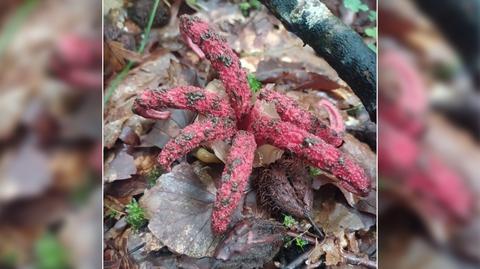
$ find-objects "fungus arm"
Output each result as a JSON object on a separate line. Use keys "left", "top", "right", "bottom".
{"left": 212, "top": 131, "right": 256, "bottom": 234}
{"left": 258, "top": 89, "right": 343, "bottom": 147}
{"left": 158, "top": 119, "right": 236, "bottom": 169}
{"left": 179, "top": 15, "right": 252, "bottom": 121}
{"left": 133, "top": 86, "right": 235, "bottom": 119}
{"left": 248, "top": 105, "right": 370, "bottom": 196}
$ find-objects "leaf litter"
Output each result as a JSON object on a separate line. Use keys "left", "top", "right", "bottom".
{"left": 103, "top": 0, "right": 377, "bottom": 267}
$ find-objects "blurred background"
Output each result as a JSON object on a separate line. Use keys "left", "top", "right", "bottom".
{"left": 0, "top": 0, "right": 102, "bottom": 268}
{"left": 378, "top": 0, "right": 479, "bottom": 268}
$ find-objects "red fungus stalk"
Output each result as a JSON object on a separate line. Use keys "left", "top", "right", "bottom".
{"left": 258, "top": 89, "right": 344, "bottom": 147}
{"left": 212, "top": 131, "right": 256, "bottom": 234}
{"left": 133, "top": 15, "right": 371, "bottom": 233}
{"left": 179, "top": 16, "right": 252, "bottom": 122}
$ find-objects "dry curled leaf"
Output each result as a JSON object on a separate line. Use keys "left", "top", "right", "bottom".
{"left": 313, "top": 197, "right": 375, "bottom": 235}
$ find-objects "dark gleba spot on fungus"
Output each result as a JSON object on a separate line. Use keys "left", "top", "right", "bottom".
{"left": 221, "top": 198, "right": 230, "bottom": 206}
{"left": 302, "top": 137, "right": 318, "bottom": 147}
{"left": 217, "top": 54, "right": 233, "bottom": 67}
{"left": 222, "top": 174, "right": 231, "bottom": 182}
{"left": 231, "top": 159, "right": 242, "bottom": 168}
{"left": 200, "top": 31, "right": 212, "bottom": 40}
{"left": 185, "top": 91, "right": 205, "bottom": 105}
{"left": 231, "top": 182, "right": 239, "bottom": 192}
{"left": 175, "top": 132, "right": 195, "bottom": 143}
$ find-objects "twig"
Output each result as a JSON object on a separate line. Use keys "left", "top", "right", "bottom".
{"left": 105, "top": 204, "right": 125, "bottom": 216}
{"left": 341, "top": 252, "right": 377, "bottom": 269}
{"left": 104, "top": 0, "right": 161, "bottom": 104}
{"left": 128, "top": 242, "right": 146, "bottom": 255}
{"left": 305, "top": 213, "right": 324, "bottom": 239}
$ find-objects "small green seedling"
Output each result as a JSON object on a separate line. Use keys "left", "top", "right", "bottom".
{"left": 125, "top": 199, "right": 147, "bottom": 231}
{"left": 284, "top": 235, "right": 310, "bottom": 250}
{"left": 309, "top": 166, "right": 323, "bottom": 176}
{"left": 295, "top": 237, "right": 309, "bottom": 250}
{"left": 147, "top": 166, "right": 162, "bottom": 188}
{"left": 365, "top": 27, "right": 377, "bottom": 39}
{"left": 34, "top": 232, "right": 69, "bottom": 269}
{"left": 368, "top": 10, "right": 377, "bottom": 22}
{"left": 283, "top": 214, "right": 298, "bottom": 229}
{"left": 343, "top": 0, "right": 369, "bottom": 13}
{"left": 239, "top": 0, "right": 261, "bottom": 17}
{"left": 247, "top": 73, "right": 262, "bottom": 93}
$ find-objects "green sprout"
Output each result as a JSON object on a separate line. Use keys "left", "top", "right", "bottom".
{"left": 247, "top": 73, "right": 262, "bottom": 93}
{"left": 343, "top": 0, "right": 369, "bottom": 13}
{"left": 125, "top": 199, "right": 147, "bottom": 231}
{"left": 309, "top": 166, "right": 323, "bottom": 176}
{"left": 282, "top": 214, "right": 298, "bottom": 229}
{"left": 284, "top": 235, "right": 310, "bottom": 250}
{"left": 147, "top": 166, "right": 163, "bottom": 188}
{"left": 239, "top": 0, "right": 261, "bottom": 17}
{"left": 295, "top": 237, "right": 309, "bottom": 250}
{"left": 107, "top": 209, "right": 119, "bottom": 219}
{"left": 364, "top": 27, "right": 377, "bottom": 39}
{"left": 368, "top": 10, "right": 377, "bottom": 22}
{"left": 34, "top": 232, "right": 69, "bottom": 269}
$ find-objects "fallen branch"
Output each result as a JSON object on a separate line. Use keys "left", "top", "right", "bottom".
{"left": 341, "top": 251, "right": 377, "bottom": 269}
{"left": 261, "top": 0, "right": 377, "bottom": 121}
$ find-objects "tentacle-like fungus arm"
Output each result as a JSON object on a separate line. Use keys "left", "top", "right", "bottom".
{"left": 248, "top": 104, "right": 370, "bottom": 196}
{"left": 258, "top": 89, "right": 344, "bottom": 147}
{"left": 212, "top": 131, "right": 256, "bottom": 234}
{"left": 318, "top": 99, "right": 345, "bottom": 134}
{"left": 179, "top": 15, "right": 252, "bottom": 122}
{"left": 158, "top": 118, "right": 236, "bottom": 170}
{"left": 133, "top": 86, "right": 235, "bottom": 119}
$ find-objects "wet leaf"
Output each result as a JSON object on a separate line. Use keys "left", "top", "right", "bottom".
{"left": 313, "top": 197, "right": 375, "bottom": 235}
{"left": 256, "top": 59, "right": 342, "bottom": 91}
{"left": 104, "top": 149, "right": 137, "bottom": 183}
{"left": 141, "top": 109, "right": 195, "bottom": 148}
{"left": 140, "top": 163, "right": 222, "bottom": 257}
{"left": 213, "top": 218, "right": 285, "bottom": 268}
{"left": 0, "top": 140, "right": 52, "bottom": 202}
